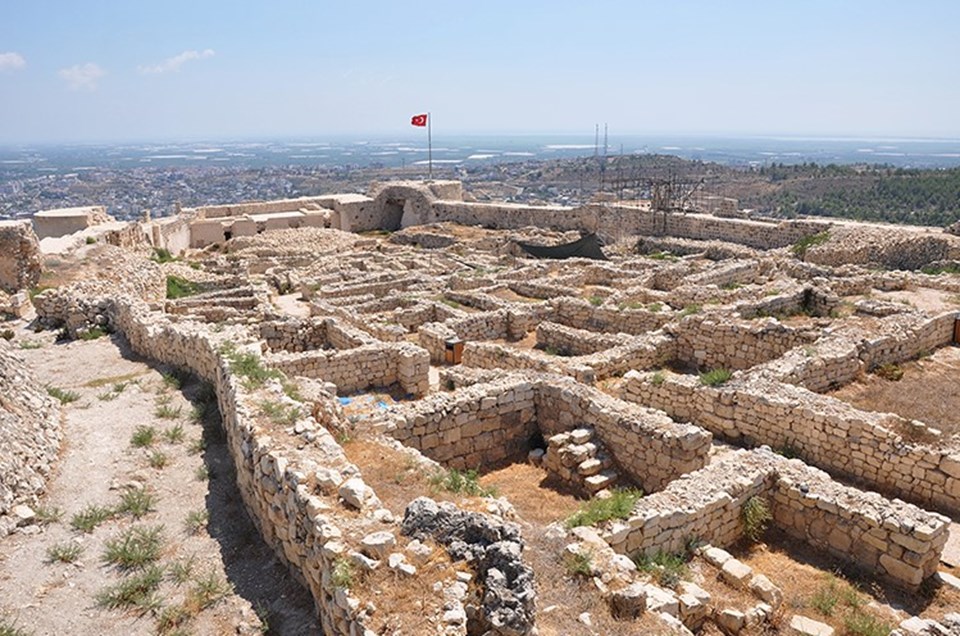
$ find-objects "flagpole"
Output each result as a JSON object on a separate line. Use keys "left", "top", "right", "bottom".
{"left": 427, "top": 111, "right": 433, "bottom": 180}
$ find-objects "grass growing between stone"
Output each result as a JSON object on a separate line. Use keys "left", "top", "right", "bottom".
{"left": 428, "top": 468, "right": 497, "bottom": 497}
{"left": 46, "top": 542, "right": 83, "bottom": 564}
{"left": 166, "top": 275, "right": 200, "bottom": 300}
{"left": 131, "top": 425, "right": 158, "bottom": 447}
{"left": 96, "top": 564, "right": 165, "bottom": 611}
{"left": 565, "top": 488, "right": 643, "bottom": 528}
{"left": 632, "top": 550, "right": 690, "bottom": 589}
{"left": 70, "top": 505, "right": 115, "bottom": 533}
{"left": 699, "top": 368, "right": 733, "bottom": 386}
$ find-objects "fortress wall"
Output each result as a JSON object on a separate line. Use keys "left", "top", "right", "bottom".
{"left": 265, "top": 342, "right": 431, "bottom": 397}
{"left": 0, "top": 221, "right": 42, "bottom": 294}
{"left": 107, "top": 298, "right": 373, "bottom": 634}
{"left": 668, "top": 315, "right": 818, "bottom": 371}
{"left": 609, "top": 448, "right": 949, "bottom": 590}
{"left": 621, "top": 371, "right": 960, "bottom": 515}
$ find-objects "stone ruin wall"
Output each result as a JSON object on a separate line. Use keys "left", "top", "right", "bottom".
{"left": 609, "top": 448, "right": 950, "bottom": 590}
{"left": 622, "top": 371, "right": 960, "bottom": 516}
{"left": 0, "top": 221, "right": 42, "bottom": 294}
{"left": 265, "top": 342, "right": 431, "bottom": 397}
{"left": 0, "top": 342, "right": 62, "bottom": 536}
{"left": 386, "top": 374, "right": 712, "bottom": 494}
{"left": 105, "top": 296, "right": 382, "bottom": 635}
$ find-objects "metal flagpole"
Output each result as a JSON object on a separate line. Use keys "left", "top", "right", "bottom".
{"left": 427, "top": 112, "right": 433, "bottom": 180}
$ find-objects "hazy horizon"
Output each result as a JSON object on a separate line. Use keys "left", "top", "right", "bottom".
{"left": 2, "top": 1, "right": 959, "bottom": 144}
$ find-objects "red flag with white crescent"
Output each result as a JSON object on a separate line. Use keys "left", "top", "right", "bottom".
{"left": 411, "top": 113, "right": 427, "bottom": 127}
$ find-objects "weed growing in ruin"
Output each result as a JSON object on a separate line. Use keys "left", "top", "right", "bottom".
{"left": 920, "top": 263, "right": 960, "bottom": 276}
{"left": 156, "top": 604, "right": 191, "bottom": 634}
{"left": 429, "top": 468, "right": 497, "bottom": 497}
{"left": 588, "top": 295, "right": 604, "bottom": 306}
{"left": 33, "top": 504, "right": 63, "bottom": 525}
{"left": 148, "top": 450, "right": 169, "bottom": 469}
{"left": 71, "top": 504, "right": 115, "bottom": 533}
{"left": 166, "top": 275, "right": 200, "bottom": 299}
{"left": 188, "top": 571, "right": 232, "bottom": 610}
{"left": 95, "top": 564, "right": 164, "bottom": 610}
{"left": 194, "top": 465, "right": 210, "bottom": 481}
{"left": 791, "top": 231, "right": 831, "bottom": 259}
{"left": 678, "top": 304, "right": 701, "bottom": 317}
{"left": 543, "top": 345, "right": 561, "bottom": 356}
{"left": 873, "top": 363, "right": 904, "bottom": 381}
{"left": 46, "top": 386, "right": 80, "bottom": 404}
{"left": 699, "top": 368, "right": 733, "bottom": 386}
{"left": 0, "top": 617, "right": 32, "bottom": 636}
{"left": 85, "top": 236, "right": 96, "bottom": 245}
{"left": 78, "top": 327, "right": 106, "bottom": 341}
{"left": 632, "top": 550, "right": 690, "bottom": 588}
{"left": 566, "top": 488, "right": 643, "bottom": 528}
{"left": 651, "top": 370, "right": 666, "bottom": 386}
{"left": 150, "top": 248, "right": 178, "bottom": 264}
{"left": 102, "top": 525, "right": 164, "bottom": 569}
{"left": 46, "top": 542, "right": 83, "bottom": 564}
{"left": 219, "top": 344, "right": 283, "bottom": 389}
{"left": 564, "top": 549, "right": 594, "bottom": 577}
{"left": 721, "top": 282, "right": 742, "bottom": 290}
{"left": 161, "top": 372, "right": 182, "bottom": 390}
{"left": 117, "top": 488, "right": 157, "bottom": 519}
{"left": 281, "top": 379, "right": 303, "bottom": 402}
{"left": 131, "top": 425, "right": 158, "bottom": 447}
{"left": 98, "top": 389, "right": 119, "bottom": 401}
{"left": 741, "top": 496, "right": 772, "bottom": 542}
{"left": 844, "top": 610, "right": 893, "bottom": 636}
{"left": 331, "top": 557, "right": 355, "bottom": 589}
{"left": 647, "top": 302, "right": 663, "bottom": 313}
{"left": 169, "top": 556, "right": 196, "bottom": 585}
{"left": 645, "top": 251, "right": 676, "bottom": 261}
{"left": 164, "top": 424, "right": 184, "bottom": 443}
{"left": 254, "top": 602, "right": 272, "bottom": 634}
{"left": 184, "top": 509, "right": 209, "bottom": 535}
{"left": 155, "top": 404, "right": 183, "bottom": 419}
{"left": 259, "top": 400, "right": 301, "bottom": 426}
{"left": 189, "top": 437, "right": 207, "bottom": 455}
{"left": 18, "top": 340, "right": 43, "bottom": 350}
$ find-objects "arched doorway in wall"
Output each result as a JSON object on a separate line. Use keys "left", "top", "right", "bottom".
{"left": 381, "top": 198, "right": 405, "bottom": 231}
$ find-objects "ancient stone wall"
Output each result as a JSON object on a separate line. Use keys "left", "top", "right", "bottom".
{"left": 0, "top": 221, "right": 42, "bottom": 294}
{"left": 667, "top": 315, "right": 818, "bottom": 371}
{"left": 621, "top": 371, "right": 960, "bottom": 515}
{"left": 608, "top": 448, "right": 949, "bottom": 590}
{"left": 550, "top": 297, "right": 670, "bottom": 335}
{"left": 265, "top": 342, "right": 430, "bottom": 397}
{"left": 535, "top": 321, "right": 622, "bottom": 356}
{"left": 0, "top": 342, "right": 62, "bottom": 536}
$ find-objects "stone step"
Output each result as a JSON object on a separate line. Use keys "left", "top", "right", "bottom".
{"left": 578, "top": 458, "right": 603, "bottom": 476}
{"left": 584, "top": 470, "right": 618, "bottom": 493}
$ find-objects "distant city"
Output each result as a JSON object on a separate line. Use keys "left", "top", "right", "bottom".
{"left": 2, "top": 134, "right": 960, "bottom": 221}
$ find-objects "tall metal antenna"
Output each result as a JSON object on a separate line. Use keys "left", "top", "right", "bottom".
{"left": 594, "top": 124, "right": 599, "bottom": 157}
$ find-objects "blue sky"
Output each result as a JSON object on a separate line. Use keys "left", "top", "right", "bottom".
{"left": 1, "top": 0, "right": 958, "bottom": 143}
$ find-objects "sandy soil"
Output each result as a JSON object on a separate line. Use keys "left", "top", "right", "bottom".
{"left": 0, "top": 326, "right": 319, "bottom": 635}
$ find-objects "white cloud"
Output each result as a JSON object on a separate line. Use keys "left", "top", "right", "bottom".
{"left": 0, "top": 52, "right": 26, "bottom": 72}
{"left": 58, "top": 63, "right": 106, "bottom": 91}
{"left": 138, "top": 49, "right": 215, "bottom": 75}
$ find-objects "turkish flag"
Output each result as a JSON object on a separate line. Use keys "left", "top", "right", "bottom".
{"left": 411, "top": 114, "right": 428, "bottom": 127}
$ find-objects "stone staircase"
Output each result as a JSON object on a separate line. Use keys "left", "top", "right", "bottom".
{"left": 535, "top": 426, "right": 620, "bottom": 497}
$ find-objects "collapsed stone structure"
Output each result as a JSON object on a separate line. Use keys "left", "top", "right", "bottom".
{"left": 6, "top": 179, "right": 960, "bottom": 634}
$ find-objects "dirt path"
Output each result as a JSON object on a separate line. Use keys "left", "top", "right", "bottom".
{"left": 0, "top": 327, "right": 320, "bottom": 635}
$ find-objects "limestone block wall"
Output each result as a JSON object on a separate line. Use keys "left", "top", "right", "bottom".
{"left": 751, "top": 336, "right": 862, "bottom": 392}
{"left": 608, "top": 447, "right": 949, "bottom": 590}
{"left": 0, "top": 342, "right": 62, "bottom": 536}
{"left": 430, "top": 201, "right": 593, "bottom": 233}
{"left": 106, "top": 297, "right": 379, "bottom": 634}
{"left": 387, "top": 378, "right": 539, "bottom": 469}
{"left": 549, "top": 297, "right": 670, "bottom": 335}
{"left": 858, "top": 311, "right": 957, "bottom": 369}
{"left": 265, "top": 342, "right": 430, "bottom": 397}
{"left": 535, "top": 321, "right": 623, "bottom": 356}
{"left": 418, "top": 311, "right": 510, "bottom": 363}
{"left": 621, "top": 371, "right": 960, "bottom": 515}
{"left": 680, "top": 260, "right": 761, "bottom": 289}
{"left": 534, "top": 377, "right": 712, "bottom": 493}
{"left": 667, "top": 315, "right": 818, "bottom": 371}
{"left": 0, "top": 221, "right": 42, "bottom": 293}
{"left": 462, "top": 342, "right": 597, "bottom": 384}
{"left": 318, "top": 275, "right": 422, "bottom": 300}
{"left": 259, "top": 318, "right": 330, "bottom": 353}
